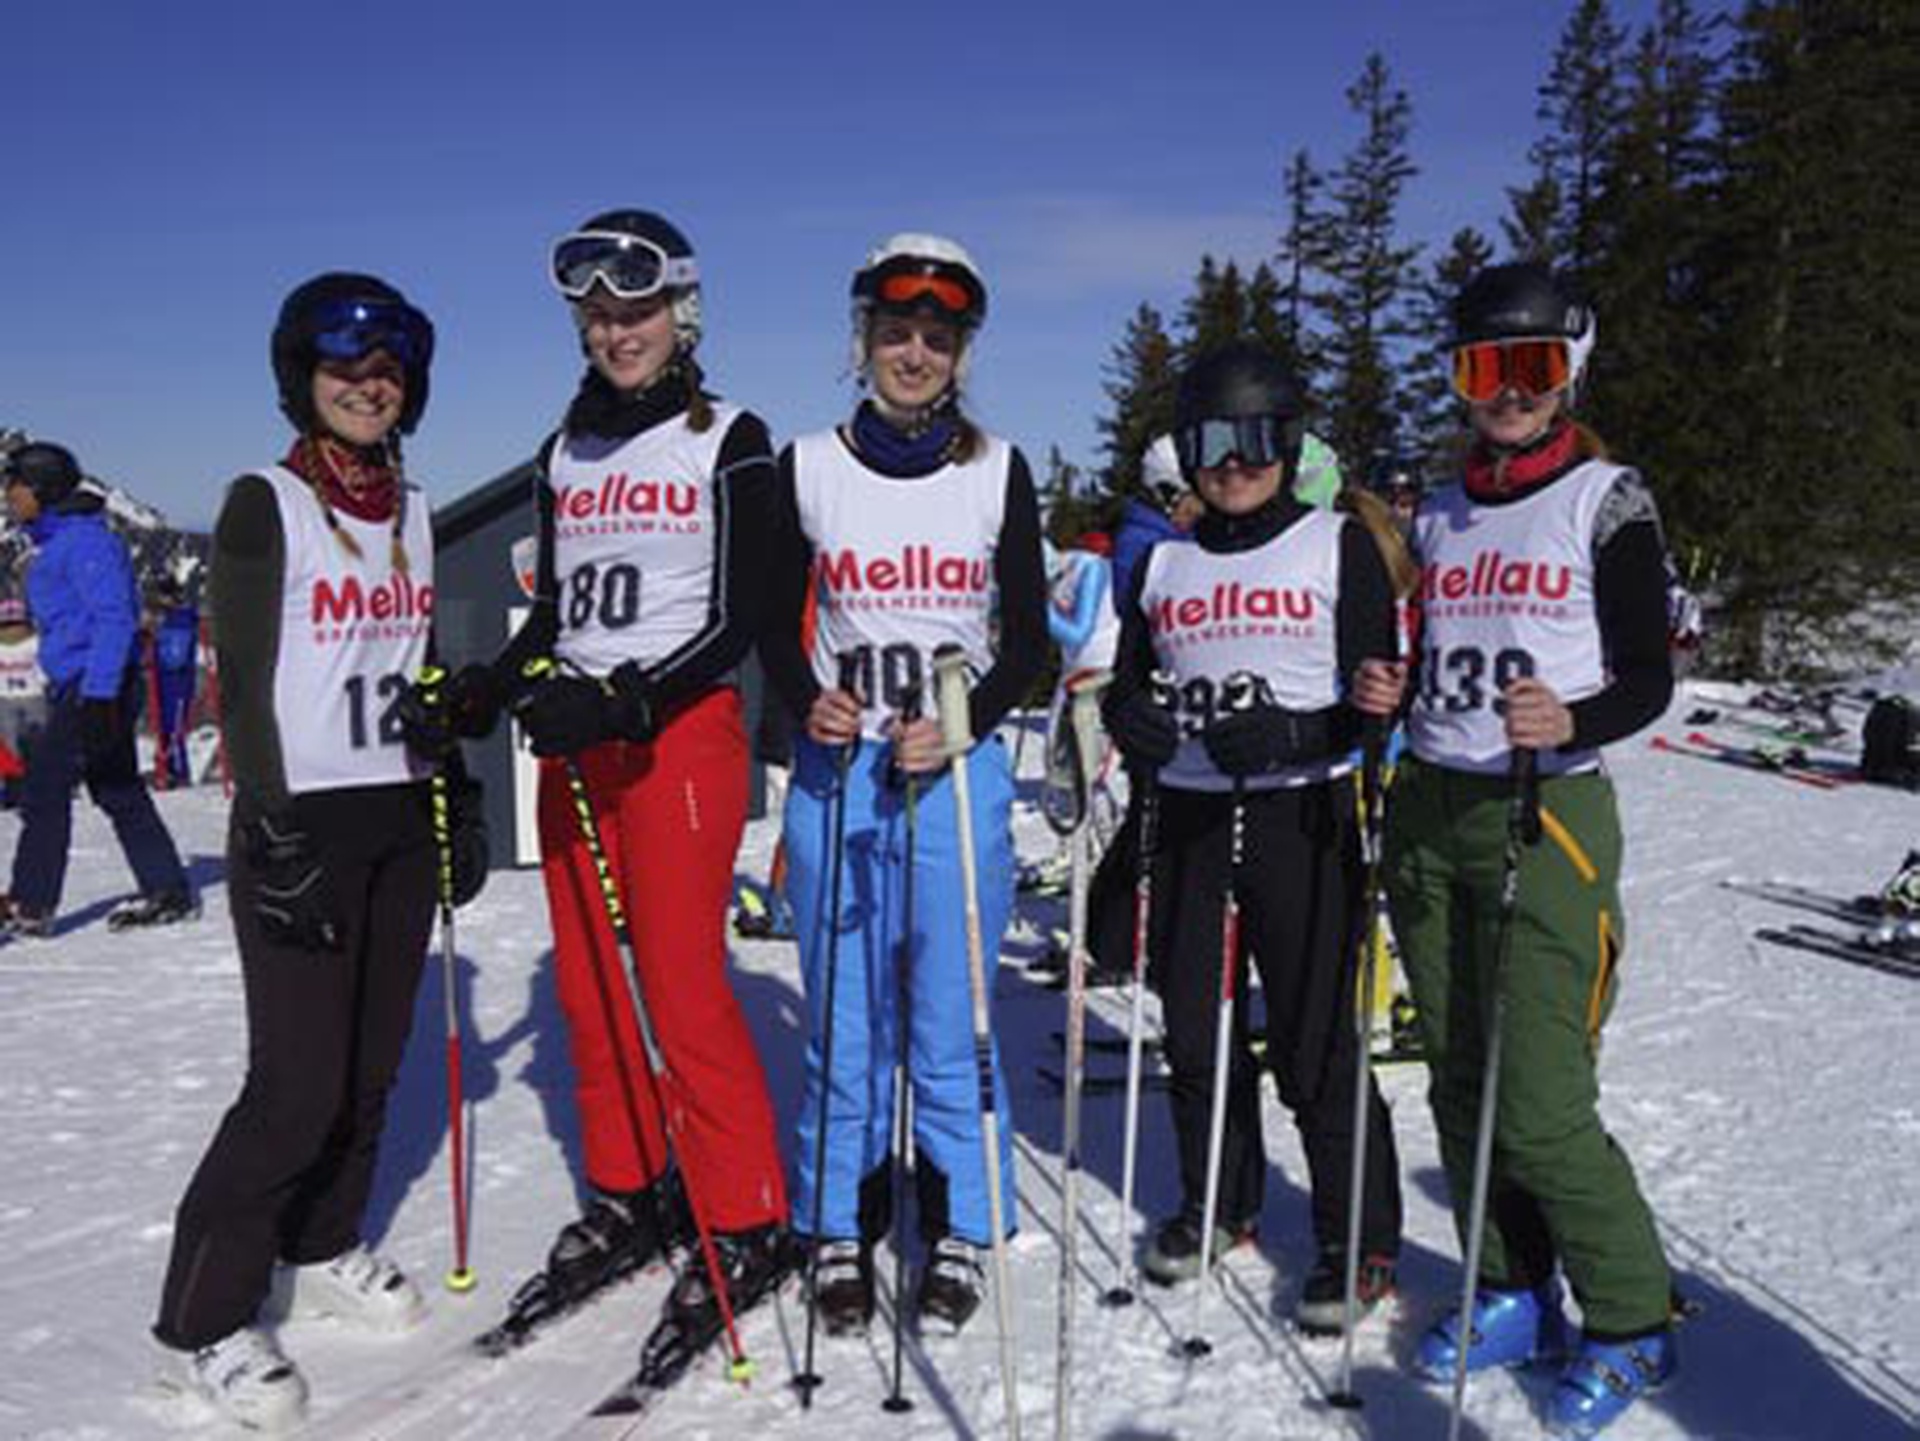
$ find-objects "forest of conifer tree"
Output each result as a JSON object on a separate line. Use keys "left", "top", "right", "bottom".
{"left": 1073, "top": 0, "right": 1917, "bottom": 676}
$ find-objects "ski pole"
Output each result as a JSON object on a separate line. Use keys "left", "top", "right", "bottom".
{"left": 1328, "top": 723, "right": 1388, "bottom": 1408}
{"left": 1183, "top": 671, "right": 1258, "bottom": 1360}
{"left": 545, "top": 723, "right": 755, "bottom": 1384}
{"left": 933, "top": 644, "right": 1023, "bottom": 1440}
{"left": 1446, "top": 748, "right": 1539, "bottom": 1441}
{"left": 797, "top": 733, "right": 856, "bottom": 1406}
{"left": 428, "top": 760, "right": 477, "bottom": 1294}
{"left": 884, "top": 683, "right": 923, "bottom": 1416}
{"left": 1053, "top": 670, "right": 1109, "bottom": 1441}
{"left": 1104, "top": 671, "right": 1174, "bottom": 1309}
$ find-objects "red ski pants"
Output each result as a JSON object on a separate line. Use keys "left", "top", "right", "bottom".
{"left": 537, "top": 688, "right": 788, "bottom": 1232}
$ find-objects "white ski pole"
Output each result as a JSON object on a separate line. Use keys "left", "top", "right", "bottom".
{"left": 933, "top": 645, "right": 1022, "bottom": 1439}
{"left": 1053, "top": 670, "right": 1109, "bottom": 1441}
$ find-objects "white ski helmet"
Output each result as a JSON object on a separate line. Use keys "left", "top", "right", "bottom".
{"left": 849, "top": 232, "right": 988, "bottom": 383}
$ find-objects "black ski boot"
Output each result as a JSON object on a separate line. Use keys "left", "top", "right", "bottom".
{"left": 809, "top": 1238, "right": 875, "bottom": 1337}
{"left": 663, "top": 1223, "right": 795, "bottom": 1337}
{"left": 915, "top": 1236, "right": 985, "bottom": 1336}
{"left": 547, "top": 1183, "right": 677, "bottom": 1304}
{"left": 108, "top": 890, "right": 200, "bottom": 932}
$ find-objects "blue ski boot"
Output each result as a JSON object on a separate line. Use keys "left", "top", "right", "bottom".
{"left": 1414, "top": 1281, "right": 1568, "bottom": 1380}
{"left": 1548, "top": 1331, "right": 1676, "bottom": 1437}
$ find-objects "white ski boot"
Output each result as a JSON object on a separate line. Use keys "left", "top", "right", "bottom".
{"left": 272, "top": 1243, "right": 426, "bottom": 1332}
{"left": 160, "top": 1326, "right": 308, "bottom": 1432}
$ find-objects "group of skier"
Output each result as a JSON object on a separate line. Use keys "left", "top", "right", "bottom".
{"left": 120, "top": 197, "right": 1683, "bottom": 1439}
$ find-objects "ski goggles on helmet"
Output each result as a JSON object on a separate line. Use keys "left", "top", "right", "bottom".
{"left": 551, "top": 230, "right": 700, "bottom": 301}
{"left": 1173, "top": 415, "right": 1292, "bottom": 474}
{"left": 1449, "top": 337, "right": 1574, "bottom": 403}
{"left": 307, "top": 298, "right": 434, "bottom": 369}
{"left": 856, "top": 257, "right": 985, "bottom": 327}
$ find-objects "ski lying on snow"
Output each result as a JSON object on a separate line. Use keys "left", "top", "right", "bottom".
{"left": 1718, "top": 878, "right": 1884, "bottom": 927}
{"left": 1754, "top": 924, "right": 1920, "bottom": 980}
{"left": 1648, "top": 734, "right": 1846, "bottom": 789}
{"left": 471, "top": 1258, "right": 664, "bottom": 1357}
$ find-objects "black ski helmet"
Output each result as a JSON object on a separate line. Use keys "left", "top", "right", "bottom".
{"left": 1172, "top": 341, "right": 1307, "bottom": 483}
{"left": 1448, "top": 262, "right": 1595, "bottom": 389}
{"left": 553, "top": 209, "right": 703, "bottom": 349}
{"left": 270, "top": 273, "right": 435, "bottom": 437}
{"left": 1, "top": 440, "right": 84, "bottom": 507}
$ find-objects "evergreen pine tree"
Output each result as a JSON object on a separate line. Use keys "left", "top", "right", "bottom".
{"left": 1698, "top": 0, "right": 1920, "bottom": 673}
{"left": 1095, "top": 302, "right": 1180, "bottom": 499}
{"left": 1515, "top": 0, "right": 1629, "bottom": 280}
{"left": 1315, "top": 52, "right": 1423, "bottom": 480}
{"left": 1406, "top": 227, "right": 1496, "bottom": 476}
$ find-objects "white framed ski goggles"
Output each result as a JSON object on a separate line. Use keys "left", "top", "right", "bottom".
{"left": 1173, "top": 415, "right": 1292, "bottom": 474}
{"left": 551, "top": 231, "right": 700, "bottom": 301}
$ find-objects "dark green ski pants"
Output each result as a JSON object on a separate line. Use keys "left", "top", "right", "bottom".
{"left": 1383, "top": 757, "right": 1670, "bottom": 1336}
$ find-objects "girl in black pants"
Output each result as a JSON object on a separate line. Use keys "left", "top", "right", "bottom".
{"left": 1103, "top": 342, "right": 1402, "bottom": 1333}
{"left": 152, "top": 274, "right": 470, "bottom": 1430}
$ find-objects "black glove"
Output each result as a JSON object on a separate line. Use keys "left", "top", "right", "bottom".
{"left": 245, "top": 811, "right": 342, "bottom": 951}
{"left": 1107, "top": 690, "right": 1181, "bottom": 770}
{"left": 436, "top": 777, "right": 490, "bottom": 908}
{"left": 1202, "top": 704, "right": 1330, "bottom": 778}
{"left": 80, "top": 698, "right": 123, "bottom": 762}
{"left": 398, "top": 664, "right": 504, "bottom": 760}
{"left": 515, "top": 673, "right": 610, "bottom": 758}
{"left": 604, "top": 662, "right": 659, "bottom": 743}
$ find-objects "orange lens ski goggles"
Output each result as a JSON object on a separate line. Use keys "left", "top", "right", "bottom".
{"left": 1450, "top": 338, "right": 1573, "bottom": 402}
{"left": 875, "top": 271, "right": 976, "bottom": 316}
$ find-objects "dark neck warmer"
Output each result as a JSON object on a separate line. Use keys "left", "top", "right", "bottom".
{"left": 564, "top": 364, "right": 694, "bottom": 440}
{"left": 1194, "top": 492, "right": 1305, "bottom": 554}
{"left": 284, "top": 436, "right": 399, "bottom": 523}
{"left": 1463, "top": 419, "right": 1581, "bottom": 502}
{"left": 845, "top": 400, "right": 960, "bottom": 478}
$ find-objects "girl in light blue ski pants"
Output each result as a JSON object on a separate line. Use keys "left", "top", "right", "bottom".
{"left": 785, "top": 730, "right": 1017, "bottom": 1248}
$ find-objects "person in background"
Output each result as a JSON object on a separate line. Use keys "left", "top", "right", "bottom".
{"left": 151, "top": 274, "right": 485, "bottom": 1431}
{"left": 0, "top": 593, "right": 45, "bottom": 808}
{"left": 151, "top": 575, "right": 200, "bottom": 786}
{"left": 0, "top": 442, "right": 195, "bottom": 936}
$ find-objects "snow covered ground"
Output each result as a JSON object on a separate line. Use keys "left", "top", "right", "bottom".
{"left": 2, "top": 683, "right": 1917, "bottom": 1440}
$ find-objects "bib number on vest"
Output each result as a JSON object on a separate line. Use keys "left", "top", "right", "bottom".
{"left": 564, "top": 562, "right": 643, "bottom": 633}
{"left": 1173, "top": 674, "right": 1280, "bottom": 736}
{"left": 344, "top": 671, "right": 410, "bottom": 750}
{"left": 836, "top": 642, "right": 929, "bottom": 714}
{"left": 1418, "top": 644, "right": 1536, "bottom": 716}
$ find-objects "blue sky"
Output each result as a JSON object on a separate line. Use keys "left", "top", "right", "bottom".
{"left": 2, "top": 0, "right": 1660, "bottom": 529}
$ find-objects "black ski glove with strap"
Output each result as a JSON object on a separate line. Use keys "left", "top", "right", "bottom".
{"left": 1106, "top": 689, "right": 1181, "bottom": 770}
{"left": 1202, "top": 703, "right": 1335, "bottom": 778}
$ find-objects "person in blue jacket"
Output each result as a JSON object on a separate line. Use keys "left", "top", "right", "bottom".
{"left": 0, "top": 442, "right": 195, "bottom": 935}
{"left": 152, "top": 577, "right": 200, "bottom": 786}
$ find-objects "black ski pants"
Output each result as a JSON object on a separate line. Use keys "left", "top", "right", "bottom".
{"left": 154, "top": 784, "right": 436, "bottom": 1350}
{"left": 1152, "top": 775, "right": 1402, "bottom": 1258}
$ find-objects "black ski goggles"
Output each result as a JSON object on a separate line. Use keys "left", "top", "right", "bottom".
{"left": 1172, "top": 415, "right": 1293, "bottom": 474}
{"left": 308, "top": 299, "right": 434, "bottom": 369}
{"left": 551, "top": 230, "right": 700, "bottom": 301}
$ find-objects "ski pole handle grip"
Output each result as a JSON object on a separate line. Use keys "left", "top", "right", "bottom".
{"left": 932, "top": 645, "right": 973, "bottom": 757}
